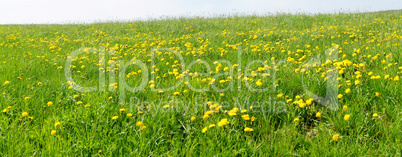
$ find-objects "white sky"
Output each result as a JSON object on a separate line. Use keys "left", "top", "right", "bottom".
{"left": 0, "top": 0, "right": 401, "bottom": 24}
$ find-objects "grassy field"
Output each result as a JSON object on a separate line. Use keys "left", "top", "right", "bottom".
{"left": 0, "top": 11, "right": 401, "bottom": 156}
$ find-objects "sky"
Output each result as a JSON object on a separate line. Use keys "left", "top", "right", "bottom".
{"left": 0, "top": 0, "right": 401, "bottom": 24}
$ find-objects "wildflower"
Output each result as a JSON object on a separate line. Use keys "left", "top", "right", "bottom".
{"left": 338, "top": 94, "right": 343, "bottom": 99}
{"left": 244, "top": 127, "right": 254, "bottom": 132}
{"left": 112, "top": 116, "right": 118, "bottom": 120}
{"left": 22, "top": 112, "right": 28, "bottom": 117}
{"left": 24, "top": 97, "right": 30, "bottom": 100}
{"left": 119, "top": 108, "right": 126, "bottom": 113}
{"left": 395, "top": 76, "right": 400, "bottom": 81}
{"left": 277, "top": 94, "right": 283, "bottom": 98}
{"left": 47, "top": 101, "right": 53, "bottom": 106}
{"left": 344, "top": 114, "right": 350, "bottom": 121}
{"left": 209, "top": 124, "right": 216, "bottom": 128}
{"left": 316, "top": 112, "right": 321, "bottom": 118}
{"left": 218, "top": 118, "right": 229, "bottom": 126}
{"left": 173, "top": 92, "right": 180, "bottom": 96}
{"left": 241, "top": 109, "right": 247, "bottom": 113}
{"left": 251, "top": 116, "right": 256, "bottom": 121}
{"left": 127, "top": 113, "right": 133, "bottom": 117}
{"left": 256, "top": 80, "right": 262, "bottom": 86}
{"left": 141, "top": 126, "right": 146, "bottom": 130}
{"left": 241, "top": 114, "right": 250, "bottom": 121}
{"left": 306, "top": 99, "right": 313, "bottom": 105}
{"left": 76, "top": 101, "right": 83, "bottom": 105}
{"left": 38, "top": 82, "right": 42, "bottom": 85}
{"left": 190, "top": 116, "right": 196, "bottom": 121}
{"left": 163, "top": 105, "right": 170, "bottom": 108}
{"left": 4, "top": 81, "right": 9, "bottom": 85}
{"left": 51, "top": 130, "right": 56, "bottom": 135}
{"left": 54, "top": 122, "right": 61, "bottom": 127}
{"left": 355, "top": 80, "right": 360, "bottom": 85}
{"left": 372, "top": 113, "right": 378, "bottom": 118}
{"left": 294, "top": 118, "right": 300, "bottom": 123}
{"left": 343, "top": 105, "right": 348, "bottom": 111}
{"left": 345, "top": 88, "right": 351, "bottom": 94}
{"left": 202, "top": 127, "right": 207, "bottom": 133}
{"left": 228, "top": 111, "right": 237, "bottom": 116}
{"left": 375, "top": 92, "right": 380, "bottom": 97}
{"left": 332, "top": 134, "right": 340, "bottom": 141}
{"left": 136, "top": 121, "right": 143, "bottom": 127}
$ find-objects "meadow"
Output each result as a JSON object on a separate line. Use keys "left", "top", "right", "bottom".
{"left": 0, "top": 11, "right": 401, "bottom": 156}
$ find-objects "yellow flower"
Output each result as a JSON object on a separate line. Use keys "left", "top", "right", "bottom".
{"left": 38, "top": 82, "right": 42, "bottom": 85}
{"left": 345, "top": 88, "right": 351, "bottom": 94}
{"left": 136, "top": 121, "right": 143, "bottom": 126}
{"left": 218, "top": 118, "right": 229, "bottom": 126}
{"left": 375, "top": 92, "right": 380, "bottom": 97}
{"left": 47, "top": 101, "right": 53, "bottom": 106}
{"left": 173, "top": 92, "right": 180, "bottom": 96}
{"left": 306, "top": 99, "right": 313, "bottom": 105}
{"left": 141, "top": 126, "right": 147, "bottom": 130}
{"left": 241, "top": 114, "right": 250, "bottom": 121}
{"left": 163, "top": 105, "right": 170, "bottom": 108}
{"left": 343, "top": 105, "right": 348, "bottom": 111}
{"left": 338, "top": 94, "right": 343, "bottom": 99}
{"left": 256, "top": 80, "right": 262, "bottom": 86}
{"left": 228, "top": 111, "right": 237, "bottom": 116}
{"left": 127, "top": 113, "right": 133, "bottom": 117}
{"left": 372, "top": 113, "right": 378, "bottom": 118}
{"left": 277, "top": 94, "right": 283, "bottom": 98}
{"left": 251, "top": 116, "right": 256, "bottom": 121}
{"left": 209, "top": 124, "right": 216, "bottom": 128}
{"left": 24, "top": 97, "right": 30, "bottom": 100}
{"left": 4, "top": 81, "right": 9, "bottom": 85}
{"left": 355, "top": 80, "right": 360, "bottom": 85}
{"left": 244, "top": 127, "right": 254, "bottom": 132}
{"left": 54, "top": 122, "right": 61, "bottom": 127}
{"left": 316, "top": 112, "right": 321, "bottom": 118}
{"left": 77, "top": 101, "right": 83, "bottom": 105}
{"left": 202, "top": 127, "right": 207, "bottom": 133}
{"left": 394, "top": 76, "right": 400, "bottom": 81}
{"left": 51, "top": 130, "right": 56, "bottom": 136}
{"left": 22, "top": 112, "right": 28, "bottom": 117}
{"left": 112, "top": 116, "right": 119, "bottom": 120}
{"left": 294, "top": 118, "right": 300, "bottom": 123}
{"left": 241, "top": 109, "right": 247, "bottom": 113}
{"left": 190, "top": 116, "right": 196, "bottom": 121}
{"left": 119, "top": 108, "right": 126, "bottom": 113}
{"left": 344, "top": 114, "right": 350, "bottom": 121}
{"left": 332, "top": 134, "right": 340, "bottom": 141}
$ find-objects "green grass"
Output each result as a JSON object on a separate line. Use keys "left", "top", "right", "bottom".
{"left": 0, "top": 11, "right": 401, "bottom": 156}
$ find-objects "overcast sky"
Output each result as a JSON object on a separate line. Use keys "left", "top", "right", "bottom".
{"left": 0, "top": 0, "right": 401, "bottom": 24}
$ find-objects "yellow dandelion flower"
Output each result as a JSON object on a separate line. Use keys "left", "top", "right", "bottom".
{"left": 241, "top": 114, "right": 250, "bottom": 121}
{"left": 47, "top": 101, "right": 53, "bottom": 106}
{"left": 202, "top": 127, "right": 207, "bottom": 133}
{"left": 316, "top": 112, "right": 321, "bottom": 118}
{"left": 372, "top": 113, "right": 378, "bottom": 118}
{"left": 332, "top": 134, "right": 340, "bottom": 141}
{"left": 218, "top": 118, "right": 229, "bottom": 126}
{"left": 54, "top": 122, "right": 61, "bottom": 127}
{"left": 127, "top": 113, "right": 133, "bottom": 117}
{"left": 209, "top": 124, "right": 216, "bottom": 128}
{"left": 344, "top": 114, "right": 350, "bottom": 121}
{"left": 22, "top": 112, "right": 28, "bottom": 117}
{"left": 51, "top": 130, "right": 56, "bottom": 135}
{"left": 190, "top": 116, "right": 196, "bottom": 121}
{"left": 294, "top": 118, "right": 300, "bottom": 123}
{"left": 112, "top": 116, "right": 118, "bottom": 120}
{"left": 244, "top": 127, "right": 254, "bottom": 132}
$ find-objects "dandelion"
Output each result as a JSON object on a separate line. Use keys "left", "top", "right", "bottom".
{"left": 76, "top": 101, "right": 83, "bottom": 105}
{"left": 345, "top": 88, "right": 351, "bottom": 94}
{"left": 202, "top": 127, "right": 207, "bottom": 133}
{"left": 38, "top": 82, "right": 42, "bottom": 85}
{"left": 316, "top": 112, "right": 321, "bottom": 118}
{"left": 294, "top": 118, "right": 300, "bottom": 123}
{"left": 372, "top": 113, "right": 378, "bottom": 118}
{"left": 244, "top": 127, "right": 254, "bottom": 132}
{"left": 140, "top": 126, "right": 147, "bottom": 130}
{"left": 127, "top": 113, "right": 133, "bottom": 117}
{"left": 343, "top": 105, "right": 348, "bottom": 111}
{"left": 24, "top": 97, "right": 30, "bottom": 100}
{"left": 395, "top": 76, "right": 400, "bottom": 81}
{"left": 332, "top": 134, "right": 340, "bottom": 141}
{"left": 173, "top": 92, "right": 180, "bottom": 96}
{"left": 119, "top": 108, "right": 126, "bottom": 113}
{"left": 4, "top": 81, "right": 9, "bottom": 85}
{"left": 338, "top": 94, "right": 343, "bottom": 99}
{"left": 47, "top": 101, "right": 53, "bottom": 106}
{"left": 355, "top": 80, "right": 360, "bottom": 85}
{"left": 241, "top": 114, "right": 250, "bottom": 121}
{"left": 218, "top": 118, "right": 229, "bottom": 126}
{"left": 190, "top": 116, "right": 196, "bottom": 121}
{"left": 277, "top": 94, "right": 283, "bottom": 98}
{"left": 54, "top": 122, "right": 61, "bottom": 127}
{"left": 375, "top": 92, "right": 380, "bottom": 97}
{"left": 112, "top": 116, "right": 118, "bottom": 120}
{"left": 22, "top": 112, "right": 28, "bottom": 117}
{"left": 344, "top": 114, "right": 350, "bottom": 121}
{"left": 256, "top": 80, "right": 262, "bottom": 86}
{"left": 51, "top": 130, "right": 56, "bottom": 135}
{"left": 209, "top": 124, "right": 216, "bottom": 128}
{"left": 136, "top": 121, "right": 143, "bottom": 127}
